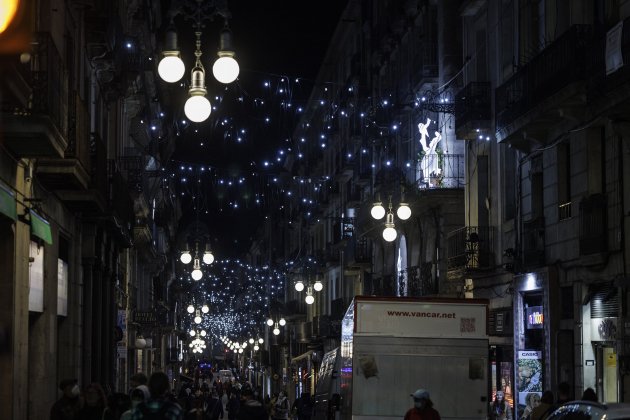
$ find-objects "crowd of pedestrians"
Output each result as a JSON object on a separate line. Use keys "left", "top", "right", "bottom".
{"left": 489, "top": 381, "right": 602, "bottom": 420}
{"left": 50, "top": 371, "right": 314, "bottom": 420}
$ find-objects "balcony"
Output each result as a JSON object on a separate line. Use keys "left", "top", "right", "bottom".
{"left": 1, "top": 32, "right": 68, "bottom": 157}
{"left": 345, "top": 237, "right": 372, "bottom": 267}
{"left": 400, "top": 263, "right": 438, "bottom": 297}
{"left": 579, "top": 194, "right": 607, "bottom": 255}
{"left": 37, "top": 93, "right": 90, "bottom": 190}
{"left": 495, "top": 25, "right": 593, "bottom": 148}
{"left": 455, "top": 82, "right": 491, "bottom": 140}
{"left": 107, "top": 159, "right": 134, "bottom": 244}
{"left": 522, "top": 217, "right": 545, "bottom": 268}
{"left": 54, "top": 132, "right": 108, "bottom": 214}
{"left": 447, "top": 226, "right": 495, "bottom": 271}
{"left": 417, "top": 154, "right": 465, "bottom": 189}
{"left": 133, "top": 217, "right": 153, "bottom": 246}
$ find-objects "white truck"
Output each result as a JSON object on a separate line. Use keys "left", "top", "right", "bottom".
{"left": 313, "top": 296, "right": 489, "bottom": 420}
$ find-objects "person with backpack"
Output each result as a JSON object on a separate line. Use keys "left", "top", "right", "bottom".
{"left": 131, "top": 372, "right": 184, "bottom": 420}
{"left": 272, "top": 390, "right": 290, "bottom": 420}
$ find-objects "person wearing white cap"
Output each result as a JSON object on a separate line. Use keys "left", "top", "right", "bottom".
{"left": 404, "top": 388, "right": 441, "bottom": 420}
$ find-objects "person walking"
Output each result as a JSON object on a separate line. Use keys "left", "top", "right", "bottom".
{"left": 50, "top": 379, "right": 83, "bottom": 420}
{"left": 530, "top": 391, "right": 555, "bottom": 420}
{"left": 404, "top": 389, "right": 441, "bottom": 420}
{"left": 490, "top": 391, "right": 512, "bottom": 420}
{"left": 226, "top": 393, "right": 239, "bottom": 420}
{"left": 77, "top": 383, "right": 115, "bottom": 420}
{"left": 121, "top": 386, "right": 150, "bottom": 420}
{"left": 556, "top": 382, "right": 572, "bottom": 405}
{"left": 581, "top": 388, "right": 597, "bottom": 402}
{"left": 206, "top": 391, "right": 224, "bottom": 420}
{"left": 272, "top": 390, "right": 290, "bottom": 420}
{"left": 132, "top": 371, "right": 184, "bottom": 420}
{"left": 291, "top": 392, "right": 313, "bottom": 420}
{"left": 236, "top": 387, "right": 267, "bottom": 420}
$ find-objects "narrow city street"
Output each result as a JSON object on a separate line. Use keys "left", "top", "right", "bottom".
{"left": 2, "top": 1, "right": 630, "bottom": 420}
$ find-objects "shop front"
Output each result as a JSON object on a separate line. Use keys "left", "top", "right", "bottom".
{"left": 582, "top": 282, "right": 620, "bottom": 403}
{"left": 513, "top": 270, "right": 556, "bottom": 419}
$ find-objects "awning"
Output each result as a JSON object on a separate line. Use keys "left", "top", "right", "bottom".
{"left": 30, "top": 210, "right": 53, "bottom": 244}
{"left": 0, "top": 183, "right": 17, "bottom": 221}
{"left": 291, "top": 350, "right": 313, "bottom": 363}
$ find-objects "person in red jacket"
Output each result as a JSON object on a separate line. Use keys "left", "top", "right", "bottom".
{"left": 404, "top": 389, "right": 441, "bottom": 420}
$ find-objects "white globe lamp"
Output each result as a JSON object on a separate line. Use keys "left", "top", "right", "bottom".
{"left": 397, "top": 203, "right": 411, "bottom": 220}
{"left": 371, "top": 202, "right": 386, "bottom": 220}
{"left": 180, "top": 251, "right": 192, "bottom": 264}
{"left": 158, "top": 54, "right": 186, "bottom": 83}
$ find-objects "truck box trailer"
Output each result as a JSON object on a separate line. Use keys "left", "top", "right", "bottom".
{"left": 314, "top": 296, "right": 489, "bottom": 420}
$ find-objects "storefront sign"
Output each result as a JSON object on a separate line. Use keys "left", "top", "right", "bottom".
{"left": 354, "top": 298, "right": 487, "bottom": 339}
{"left": 591, "top": 317, "right": 617, "bottom": 341}
{"left": 526, "top": 306, "right": 544, "bottom": 329}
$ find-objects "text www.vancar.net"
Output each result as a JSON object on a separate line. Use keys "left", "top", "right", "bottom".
{"left": 386, "top": 311, "right": 456, "bottom": 319}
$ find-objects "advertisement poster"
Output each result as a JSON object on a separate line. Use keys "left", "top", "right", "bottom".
{"left": 517, "top": 351, "right": 542, "bottom": 414}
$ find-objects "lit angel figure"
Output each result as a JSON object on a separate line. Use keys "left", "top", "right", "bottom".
{"left": 418, "top": 118, "right": 442, "bottom": 184}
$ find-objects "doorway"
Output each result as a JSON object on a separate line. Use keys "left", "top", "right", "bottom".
{"left": 596, "top": 345, "right": 618, "bottom": 403}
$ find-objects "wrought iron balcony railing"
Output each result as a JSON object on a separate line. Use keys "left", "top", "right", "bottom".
{"left": 447, "top": 226, "right": 495, "bottom": 270}
{"left": 496, "top": 25, "right": 593, "bottom": 129}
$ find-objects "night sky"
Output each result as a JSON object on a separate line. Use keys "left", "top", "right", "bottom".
{"left": 167, "top": 0, "right": 349, "bottom": 258}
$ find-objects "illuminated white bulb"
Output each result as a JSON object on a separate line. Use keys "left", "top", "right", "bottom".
{"left": 371, "top": 203, "right": 385, "bottom": 220}
{"left": 313, "top": 280, "right": 323, "bottom": 292}
{"left": 383, "top": 212, "right": 397, "bottom": 242}
{"left": 187, "top": 305, "right": 194, "bottom": 314}
{"left": 258, "top": 338, "right": 264, "bottom": 344}
{"left": 200, "top": 330, "right": 206, "bottom": 337}
{"left": 194, "top": 316, "right": 202, "bottom": 324}
{"left": 158, "top": 53, "right": 185, "bottom": 83}
{"left": 305, "top": 294, "right": 315, "bottom": 305}
{"left": 203, "top": 251, "right": 214, "bottom": 265}
{"left": 266, "top": 318, "right": 274, "bottom": 327}
{"left": 189, "top": 330, "right": 196, "bottom": 337}
{"left": 184, "top": 95, "right": 211, "bottom": 123}
{"left": 238, "top": 348, "right": 243, "bottom": 353}
{"left": 201, "top": 305, "right": 209, "bottom": 314}
{"left": 180, "top": 251, "right": 192, "bottom": 264}
{"left": 212, "top": 55, "right": 239, "bottom": 84}
{"left": 279, "top": 318, "right": 286, "bottom": 326}
{"left": 294, "top": 281, "right": 304, "bottom": 292}
{"left": 254, "top": 344, "right": 259, "bottom": 351}
{"left": 273, "top": 327, "right": 280, "bottom": 336}
{"left": 397, "top": 203, "right": 411, "bottom": 220}
{"left": 249, "top": 338, "right": 254, "bottom": 344}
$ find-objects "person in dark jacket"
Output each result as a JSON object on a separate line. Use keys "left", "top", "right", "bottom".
{"left": 50, "top": 379, "right": 83, "bottom": 420}
{"left": 236, "top": 387, "right": 267, "bottom": 420}
{"left": 226, "top": 393, "right": 240, "bottom": 420}
{"left": 291, "top": 392, "right": 313, "bottom": 420}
